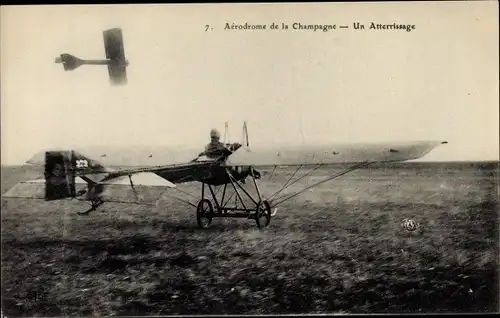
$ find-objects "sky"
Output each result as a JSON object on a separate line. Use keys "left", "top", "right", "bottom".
{"left": 1, "top": 2, "right": 499, "bottom": 164}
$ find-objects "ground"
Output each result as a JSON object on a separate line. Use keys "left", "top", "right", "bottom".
{"left": 1, "top": 162, "right": 498, "bottom": 316}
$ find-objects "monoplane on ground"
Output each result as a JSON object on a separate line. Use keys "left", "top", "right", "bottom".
{"left": 3, "top": 122, "right": 447, "bottom": 229}
{"left": 6, "top": 29, "right": 448, "bottom": 228}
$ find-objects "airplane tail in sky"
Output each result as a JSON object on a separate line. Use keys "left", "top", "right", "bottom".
{"left": 55, "top": 53, "right": 84, "bottom": 71}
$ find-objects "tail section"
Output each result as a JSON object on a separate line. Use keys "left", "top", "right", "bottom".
{"left": 3, "top": 149, "right": 176, "bottom": 211}
{"left": 44, "top": 151, "right": 76, "bottom": 200}
{"left": 45, "top": 150, "right": 112, "bottom": 200}
{"left": 55, "top": 53, "right": 84, "bottom": 71}
{"left": 4, "top": 150, "right": 110, "bottom": 201}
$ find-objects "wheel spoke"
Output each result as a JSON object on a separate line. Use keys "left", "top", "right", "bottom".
{"left": 197, "top": 199, "right": 213, "bottom": 229}
{"left": 255, "top": 200, "right": 272, "bottom": 229}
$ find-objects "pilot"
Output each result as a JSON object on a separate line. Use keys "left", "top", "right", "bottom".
{"left": 199, "top": 128, "right": 231, "bottom": 158}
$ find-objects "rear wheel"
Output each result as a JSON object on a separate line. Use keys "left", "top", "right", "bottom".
{"left": 197, "top": 199, "right": 213, "bottom": 229}
{"left": 255, "top": 200, "right": 272, "bottom": 229}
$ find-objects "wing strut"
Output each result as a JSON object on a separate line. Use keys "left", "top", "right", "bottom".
{"left": 128, "top": 175, "right": 139, "bottom": 201}
{"left": 269, "top": 161, "right": 371, "bottom": 207}
{"left": 268, "top": 166, "right": 277, "bottom": 180}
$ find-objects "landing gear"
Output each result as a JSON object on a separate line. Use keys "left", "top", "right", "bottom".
{"left": 252, "top": 168, "right": 261, "bottom": 179}
{"left": 78, "top": 198, "right": 104, "bottom": 215}
{"left": 195, "top": 169, "right": 273, "bottom": 229}
{"left": 255, "top": 200, "right": 271, "bottom": 228}
{"left": 196, "top": 199, "right": 213, "bottom": 228}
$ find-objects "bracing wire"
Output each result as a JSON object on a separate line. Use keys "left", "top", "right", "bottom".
{"left": 267, "top": 164, "right": 325, "bottom": 201}
{"left": 268, "top": 165, "right": 277, "bottom": 180}
{"left": 158, "top": 185, "right": 202, "bottom": 208}
{"left": 266, "top": 164, "right": 303, "bottom": 201}
{"left": 270, "top": 162, "right": 371, "bottom": 207}
{"left": 171, "top": 186, "right": 199, "bottom": 201}
{"left": 162, "top": 195, "right": 198, "bottom": 208}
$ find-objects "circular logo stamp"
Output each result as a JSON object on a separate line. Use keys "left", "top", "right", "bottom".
{"left": 402, "top": 218, "right": 420, "bottom": 232}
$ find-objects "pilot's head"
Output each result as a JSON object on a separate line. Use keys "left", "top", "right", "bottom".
{"left": 210, "top": 128, "right": 221, "bottom": 141}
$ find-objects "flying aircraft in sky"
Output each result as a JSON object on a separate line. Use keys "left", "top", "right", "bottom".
{"left": 54, "top": 28, "right": 128, "bottom": 85}
{"left": 3, "top": 122, "right": 447, "bottom": 229}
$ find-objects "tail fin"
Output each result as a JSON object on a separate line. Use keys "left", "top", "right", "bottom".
{"left": 44, "top": 150, "right": 109, "bottom": 200}
{"left": 44, "top": 151, "right": 76, "bottom": 200}
{"left": 2, "top": 150, "right": 104, "bottom": 201}
{"left": 55, "top": 53, "right": 84, "bottom": 71}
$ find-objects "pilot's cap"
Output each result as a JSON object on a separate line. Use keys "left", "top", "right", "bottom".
{"left": 210, "top": 129, "right": 221, "bottom": 139}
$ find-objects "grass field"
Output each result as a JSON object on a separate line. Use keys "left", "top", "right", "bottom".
{"left": 1, "top": 162, "right": 498, "bottom": 315}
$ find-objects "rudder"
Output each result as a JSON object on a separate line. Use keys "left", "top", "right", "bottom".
{"left": 45, "top": 151, "right": 76, "bottom": 200}
{"left": 44, "top": 150, "right": 109, "bottom": 201}
{"left": 55, "top": 53, "right": 84, "bottom": 71}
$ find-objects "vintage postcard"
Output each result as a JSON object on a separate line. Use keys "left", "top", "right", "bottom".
{"left": 1, "top": 2, "right": 498, "bottom": 316}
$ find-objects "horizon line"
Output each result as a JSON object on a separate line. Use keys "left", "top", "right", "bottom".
{"left": 1, "top": 159, "right": 498, "bottom": 168}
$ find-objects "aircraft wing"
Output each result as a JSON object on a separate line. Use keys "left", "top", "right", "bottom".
{"left": 224, "top": 141, "right": 447, "bottom": 167}
{"left": 99, "top": 172, "right": 175, "bottom": 187}
{"left": 103, "top": 28, "right": 126, "bottom": 61}
{"left": 103, "top": 28, "right": 127, "bottom": 85}
{"left": 107, "top": 64, "right": 127, "bottom": 85}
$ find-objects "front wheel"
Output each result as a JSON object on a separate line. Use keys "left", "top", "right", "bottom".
{"left": 255, "top": 200, "right": 272, "bottom": 229}
{"left": 197, "top": 199, "right": 213, "bottom": 229}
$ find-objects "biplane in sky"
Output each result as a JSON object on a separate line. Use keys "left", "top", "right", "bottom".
{"left": 3, "top": 123, "right": 447, "bottom": 229}
{"left": 54, "top": 28, "right": 128, "bottom": 85}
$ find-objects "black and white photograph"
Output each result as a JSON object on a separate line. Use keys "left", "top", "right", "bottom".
{"left": 1, "top": 2, "right": 498, "bottom": 316}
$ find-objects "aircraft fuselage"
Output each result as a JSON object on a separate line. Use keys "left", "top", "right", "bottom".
{"left": 154, "top": 162, "right": 253, "bottom": 186}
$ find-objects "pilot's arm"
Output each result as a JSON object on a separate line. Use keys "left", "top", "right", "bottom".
{"left": 198, "top": 144, "right": 210, "bottom": 157}
{"left": 198, "top": 144, "right": 210, "bottom": 156}
{"left": 228, "top": 142, "right": 242, "bottom": 152}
